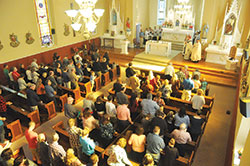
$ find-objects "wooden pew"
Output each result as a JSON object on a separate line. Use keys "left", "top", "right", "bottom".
{"left": 52, "top": 121, "right": 105, "bottom": 154}
{"left": 78, "top": 81, "right": 92, "bottom": 96}
{"left": 9, "top": 104, "right": 41, "bottom": 128}
{"left": 27, "top": 110, "right": 41, "bottom": 127}
{"left": 44, "top": 101, "right": 57, "bottom": 120}
{"left": 59, "top": 86, "right": 83, "bottom": 104}
{"left": 59, "top": 94, "right": 68, "bottom": 112}
{"left": 6, "top": 119, "right": 23, "bottom": 142}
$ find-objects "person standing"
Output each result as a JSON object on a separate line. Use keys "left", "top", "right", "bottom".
{"left": 25, "top": 121, "right": 41, "bottom": 164}
{"left": 37, "top": 133, "right": 52, "bottom": 166}
{"left": 67, "top": 118, "right": 82, "bottom": 159}
{"left": 164, "top": 138, "right": 179, "bottom": 166}
{"left": 164, "top": 62, "right": 175, "bottom": 81}
{"left": 146, "top": 126, "right": 165, "bottom": 164}
{"left": 181, "top": 74, "right": 194, "bottom": 101}
{"left": 49, "top": 133, "right": 66, "bottom": 166}
{"left": 64, "top": 97, "right": 79, "bottom": 119}
{"left": 191, "top": 40, "right": 202, "bottom": 63}
{"left": 116, "top": 103, "right": 133, "bottom": 133}
{"left": 191, "top": 89, "right": 205, "bottom": 112}
{"left": 26, "top": 84, "right": 42, "bottom": 111}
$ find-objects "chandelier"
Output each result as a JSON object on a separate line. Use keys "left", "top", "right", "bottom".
{"left": 174, "top": 0, "right": 191, "bottom": 15}
{"left": 65, "top": 0, "right": 104, "bottom": 38}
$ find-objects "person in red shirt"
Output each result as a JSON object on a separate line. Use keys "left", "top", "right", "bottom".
{"left": 25, "top": 121, "right": 41, "bottom": 164}
{"left": 11, "top": 67, "right": 20, "bottom": 82}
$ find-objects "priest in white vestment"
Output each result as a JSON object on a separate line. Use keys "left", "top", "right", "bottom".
{"left": 184, "top": 40, "right": 193, "bottom": 60}
{"left": 191, "top": 40, "right": 201, "bottom": 62}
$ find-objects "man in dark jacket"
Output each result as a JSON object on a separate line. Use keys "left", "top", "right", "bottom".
{"left": 125, "top": 62, "right": 135, "bottom": 78}
{"left": 26, "top": 84, "right": 42, "bottom": 111}
{"left": 164, "top": 138, "right": 179, "bottom": 166}
{"left": 38, "top": 133, "right": 52, "bottom": 166}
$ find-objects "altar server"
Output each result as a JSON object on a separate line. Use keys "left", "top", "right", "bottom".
{"left": 144, "top": 28, "right": 150, "bottom": 44}
{"left": 184, "top": 40, "right": 193, "bottom": 60}
{"left": 191, "top": 40, "right": 202, "bottom": 62}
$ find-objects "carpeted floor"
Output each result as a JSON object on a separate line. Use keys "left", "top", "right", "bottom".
{"left": 131, "top": 50, "right": 181, "bottom": 71}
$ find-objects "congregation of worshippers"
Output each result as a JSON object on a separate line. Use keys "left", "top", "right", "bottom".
{"left": 0, "top": 41, "right": 212, "bottom": 166}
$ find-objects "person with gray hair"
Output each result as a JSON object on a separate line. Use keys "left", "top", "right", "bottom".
{"left": 49, "top": 133, "right": 66, "bottom": 166}
{"left": 64, "top": 97, "right": 79, "bottom": 119}
{"left": 164, "top": 62, "right": 175, "bottom": 81}
{"left": 170, "top": 123, "right": 192, "bottom": 156}
{"left": 141, "top": 93, "right": 159, "bottom": 117}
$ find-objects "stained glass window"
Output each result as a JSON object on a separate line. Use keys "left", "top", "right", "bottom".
{"left": 34, "top": 0, "right": 53, "bottom": 46}
{"left": 157, "top": 0, "right": 166, "bottom": 25}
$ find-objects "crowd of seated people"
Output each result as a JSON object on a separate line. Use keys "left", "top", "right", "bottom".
{"left": 0, "top": 50, "right": 210, "bottom": 165}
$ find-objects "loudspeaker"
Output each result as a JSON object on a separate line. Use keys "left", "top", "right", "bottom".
{"left": 51, "top": 28, "right": 56, "bottom": 34}
{"left": 239, "top": 96, "right": 250, "bottom": 118}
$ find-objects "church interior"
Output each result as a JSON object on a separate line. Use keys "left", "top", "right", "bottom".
{"left": 0, "top": 0, "right": 250, "bottom": 165}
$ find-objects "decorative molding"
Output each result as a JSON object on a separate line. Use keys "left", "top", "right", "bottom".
{"left": 9, "top": 33, "right": 20, "bottom": 48}
{"left": 25, "top": 32, "right": 35, "bottom": 44}
{"left": 0, "top": 41, "right": 3, "bottom": 51}
{"left": 63, "top": 23, "right": 70, "bottom": 36}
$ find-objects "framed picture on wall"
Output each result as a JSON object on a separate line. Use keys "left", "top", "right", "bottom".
{"left": 111, "top": 31, "right": 115, "bottom": 37}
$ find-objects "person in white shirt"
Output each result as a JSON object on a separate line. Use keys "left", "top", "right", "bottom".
{"left": 107, "top": 138, "right": 132, "bottom": 166}
{"left": 191, "top": 40, "right": 202, "bottom": 62}
{"left": 191, "top": 89, "right": 205, "bottom": 112}
{"left": 26, "top": 66, "right": 32, "bottom": 83}
{"left": 164, "top": 62, "right": 175, "bottom": 81}
{"left": 31, "top": 59, "right": 39, "bottom": 71}
{"left": 18, "top": 74, "right": 27, "bottom": 90}
{"left": 105, "top": 95, "right": 117, "bottom": 123}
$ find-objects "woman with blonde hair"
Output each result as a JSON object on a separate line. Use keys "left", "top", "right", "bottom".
{"left": 191, "top": 89, "right": 205, "bottom": 112}
{"left": 79, "top": 127, "right": 96, "bottom": 156}
{"left": 107, "top": 138, "right": 132, "bottom": 166}
{"left": 65, "top": 148, "right": 84, "bottom": 166}
{"left": 83, "top": 93, "right": 95, "bottom": 112}
{"left": 153, "top": 91, "right": 165, "bottom": 107}
{"left": 142, "top": 154, "right": 154, "bottom": 166}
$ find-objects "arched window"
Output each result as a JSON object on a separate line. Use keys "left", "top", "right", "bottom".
{"left": 157, "top": 0, "right": 166, "bottom": 25}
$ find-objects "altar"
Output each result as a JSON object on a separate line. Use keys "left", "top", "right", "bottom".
{"left": 162, "top": 28, "right": 194, "bottom": 43}
{"left": 100, "top": 0, "right": 127, "bottom": 49}
{"left": 100, "top": 34, "right": 126, "bottom": 49}
{"left": 205, "top": 44, "right": 243, "bottom": 65}
{"left": 145, "top": 40, "right": 171, "bottom": 56}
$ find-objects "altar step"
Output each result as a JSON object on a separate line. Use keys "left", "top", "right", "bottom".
{"left": 172, "top": 43, "right": 184, "bottom": 51}
{"left": 132, "top": 53, "right": 238, "bottom": 87}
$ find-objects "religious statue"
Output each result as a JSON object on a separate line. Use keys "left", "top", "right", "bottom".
{"left": 25, "top": 32, "right": 35, "bottom": 44}
{"left": 229, "top": 46, "right": 237, "bottom": 60}
{"left": 64, "top": 24, "right": 70, "bottom": 36}
{"left": 112, "top": 9, "right": 117, "bottom": 25}
{"left": 190, "top": 40, "right": 202, "bottom": 62}
{"left": 126, "top": 17, "right": 131, "bottom": 36}
{"left": 0, "top": 41, "right": 3, "bottom": 51}
{"left": 224, "top": 15, "right": 236, "bottom": 35}
{"left": 202, "top": 23, "right": 209, "bottom": 39}
{"left": 9, "top": 33, "right": 20, "bottom": 48}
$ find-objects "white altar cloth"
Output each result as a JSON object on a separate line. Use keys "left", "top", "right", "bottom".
{"left": 205, "top": 44, "right": 243, "bottom": 65}
{"left": 145, "top": 40, "right": 171, "bottom": 56}
{"left": 162, "top": 28, "right": 194, "bottom": 43}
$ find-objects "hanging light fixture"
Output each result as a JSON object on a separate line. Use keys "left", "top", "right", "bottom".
{"left": 65, "top": 0, "right": 104, "bottom": 38}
